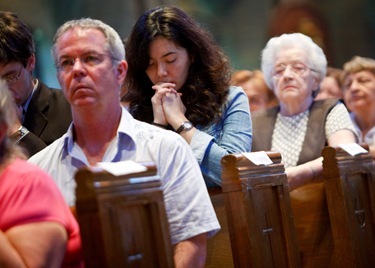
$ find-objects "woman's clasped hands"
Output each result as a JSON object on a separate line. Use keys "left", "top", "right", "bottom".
{"left": 151, "top": 82, "right": 187, "bottom": 128}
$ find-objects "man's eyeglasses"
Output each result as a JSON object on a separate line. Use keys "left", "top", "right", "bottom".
{"left": 3, "top": 66, "right": 23, "bottom": 85}
{"left": 273, "top": 61, "right": 315, "bottom": 78}
{"left": 55, "top": 53, "right": 119, "bottom": 72}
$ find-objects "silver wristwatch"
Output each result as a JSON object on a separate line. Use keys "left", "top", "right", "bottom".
{"left": 10, "top": 126, "right": 29, "bottom": 144}
{"left": 176, "top": 121, "right": 193, "bottom": 134}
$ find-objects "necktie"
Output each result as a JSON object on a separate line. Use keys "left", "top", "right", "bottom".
{"left": 21, "top": 107, "right": 26, "bottom": 123}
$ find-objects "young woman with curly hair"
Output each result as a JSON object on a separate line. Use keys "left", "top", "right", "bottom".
{"left": 123, "top": 5, "right": 252, "bottom": 187}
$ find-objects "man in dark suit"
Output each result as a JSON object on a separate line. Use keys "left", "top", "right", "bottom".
{"left": 0, "top": 11, "right": 72, "bottom": 156}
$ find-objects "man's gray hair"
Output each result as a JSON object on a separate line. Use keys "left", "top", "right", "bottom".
{"left": 51, "top": 18, "right": 125, "bottom": 64}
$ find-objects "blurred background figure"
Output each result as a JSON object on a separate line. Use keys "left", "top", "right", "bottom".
{"left": 0, "top": 11, "right": 71, "bottom": 157}
{"left": 0, "top": 80, "right": 82, "bottom": 268}
{"left": 231, "top": 69, "right": 278, "bottom": 112}
{"left": 342, "top": 56, "right": 375, "bottom": 159}
{"left": 316, "top": 66, "right": 344, "bottom": 100}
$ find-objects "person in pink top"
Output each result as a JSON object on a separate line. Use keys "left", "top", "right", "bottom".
{"left": 0, "top": 80, "right": 82, "bottom": 267}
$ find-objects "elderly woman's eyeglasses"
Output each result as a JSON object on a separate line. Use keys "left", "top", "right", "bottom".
{"left": 55, "top": 53, "right": 119, "bottom": 72}
{"left": 273, "top": 62, "right": 315, "bottom": 78}
{"left": 3, "top": 66, "right": 23, "bottom": 85}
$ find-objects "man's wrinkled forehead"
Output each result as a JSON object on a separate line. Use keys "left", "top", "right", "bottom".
{"left": 54, "top": 27, "right": 108, "bottom": 57}
{"left": 57, "top": 27, "right": 104, "bottom": 44}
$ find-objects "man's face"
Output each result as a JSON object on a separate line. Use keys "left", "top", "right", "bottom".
{"left": 54, "top": 28, "right": 127, "bottom": 110}
{"left": 0, "top": 56, "right": 35, "bottom": 106}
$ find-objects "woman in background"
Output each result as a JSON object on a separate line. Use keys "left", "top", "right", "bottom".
{"left": 231, "top": 69, "right": 278, "bottom": 112}
{"left": 342, "top": 56, "right": 375, "bottom": 159}
{"left": 252, "top": 32, "right": 357, "bottom": 190}
{"left": 316, "top": 66, "right": 344, "bottom": 101}
{"left": 0, "top": 80, "right": 82, "bottom": 267}
{"left": 123, "top": 5, "right": 252, "bottom": 187}
{"left": 252, "top": 32, "right": 357, "bottom": 267}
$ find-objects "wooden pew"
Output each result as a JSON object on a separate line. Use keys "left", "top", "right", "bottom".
{"left": 322, "top": 145, "right": 375, "bottom": 267}
{"left": 74, "top": 162, "right": 174, "bottom": 268}
{"left": 220, "top": 152, "right": 301, "bottom": 267}
{"left": 206, "top": 187, "right": 234, "bottom": 268}
{"left": 289, "top": 179, "right": 334, "bottom": 267}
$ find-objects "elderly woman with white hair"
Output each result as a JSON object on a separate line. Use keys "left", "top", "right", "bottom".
{"left": 342, "top": 56, "right": 375, "bottom": 160}
{"left": 252, "top": 32, "right": 358, "bottom": 267}
{"left": 251, "top": 33, "right": 357, "bottom": 191}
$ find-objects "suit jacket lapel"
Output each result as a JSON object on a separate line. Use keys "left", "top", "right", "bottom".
{"left": 23, "top": 82, "right": 49, "bottom": 137}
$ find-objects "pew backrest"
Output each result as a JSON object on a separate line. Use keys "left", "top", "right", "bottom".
{"left": 221, "top": 152, "right": 301, "bottom": 268}
{"left": 74, "top": 162, "right": 174, "bottom": 268}
{"left": 322, "top": 145, "right": 375, "bottom": 267}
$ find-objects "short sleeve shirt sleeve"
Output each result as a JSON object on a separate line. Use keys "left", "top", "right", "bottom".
{"left": 325, "top": 102, "right": 357, "bottom": 139}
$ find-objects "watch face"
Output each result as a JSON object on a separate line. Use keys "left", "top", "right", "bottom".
{"left": 176, "top": 121, "right": 193, "bottom": 133}
{"left": 183, "top": 122, "right": 193, "bottom": 129}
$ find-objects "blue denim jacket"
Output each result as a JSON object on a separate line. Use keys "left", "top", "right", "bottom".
{"left": 190, "top": 86, "right": 252, "bottom": 187}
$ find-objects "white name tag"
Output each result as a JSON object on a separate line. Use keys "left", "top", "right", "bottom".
{"left": 96, "top": 160, "right": 148, "bottom": 176}
{"left": 243, "top": 151, "right": 273, "bottom": 165}
{"left": 339, "top": 143, "right": 368, "bottom": 156}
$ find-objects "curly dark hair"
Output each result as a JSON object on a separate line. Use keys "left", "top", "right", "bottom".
{"left": 0, "top": 11, "right": 35, "bottom": 67}
{"left": 123, "top": 5, "right": 231, "bottom": 126}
